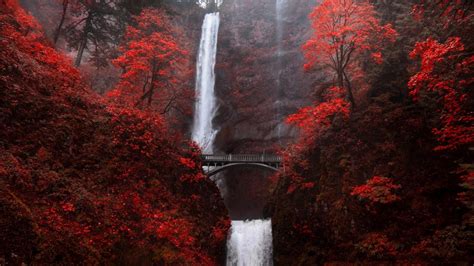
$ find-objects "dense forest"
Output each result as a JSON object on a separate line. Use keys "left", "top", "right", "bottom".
{"left": 0, "top": 0, "right": 228, "bottom": 264}
{"left": 0, "top": 0, "right": 472, "bottom": 265}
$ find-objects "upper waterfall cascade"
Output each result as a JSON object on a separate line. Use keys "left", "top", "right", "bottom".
{"left": 274, "top": 0, "right": 289, "bottom": 140}
{"left": 192, "top": 12, "right": 220, "bottom": 153}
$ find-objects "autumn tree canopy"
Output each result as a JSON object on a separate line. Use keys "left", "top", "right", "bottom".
{"left": 0, "top": 2, "right": 228, "bottom": 264}
{"left": 409, "top": 37, "right": 474, "bottom": 151}
{"left": 303, "top": 0, "right": 397, "bottom": 106}
{"left": 110, "top": 8, "right": 188, "bottom": 110}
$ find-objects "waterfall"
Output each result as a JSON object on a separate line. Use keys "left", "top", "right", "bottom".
{"left": 226, "top": 220, "right": 273, "bottom": 266}
{"left": 197, "top": 0, "right": 224, "bottom": 8}
{"left": 192, "top": 12, "right": 220, "bottom": 153}
{"left": 192, "top": 5, "right": 274, "bottom": 266}
{"left": 274, "top": 0, "right": 288, "bottom": 140}
{"left": 276, "top": 0, "right": 287, "bottom": 48}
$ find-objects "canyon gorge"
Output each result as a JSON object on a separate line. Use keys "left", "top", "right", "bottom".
{"left": 1, "top": 0, "right": 473, "bottom": 265}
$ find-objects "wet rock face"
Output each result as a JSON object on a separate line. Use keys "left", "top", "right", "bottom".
{"left": 210, "top": 0, "right": 318, "bottom": 219}
{"left": 214, "top": 0, "right": 317, "bottom": 152}
{"left": 215, "top": 167, "right": 277, "bottom": 220}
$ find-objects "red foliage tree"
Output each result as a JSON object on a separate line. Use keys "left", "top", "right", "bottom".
{"left": 110, "top": 8, "right": 188, "bottom": 111}
{"left": 303, "top": 0, "right": 397, "bottom": 106}
{"left": 287, "top": 87, "right": 350, "bottom": 145}
{"left": 284, "top": 87, "right": 350, "bottom": 192}
{"left": 351, "top": 176, "right": 401, "bottom": 205}
{"left": 408, "top": 37, "right": 474, "bottom": 151}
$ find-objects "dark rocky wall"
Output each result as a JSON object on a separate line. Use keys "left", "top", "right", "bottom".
{"left": 210, "top": 0, "right": 318, "bottom": 219}
{"left": 214, "top": 0, "right": 317, "bottom": 152}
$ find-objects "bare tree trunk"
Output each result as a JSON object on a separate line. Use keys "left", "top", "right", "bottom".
{"left": 147, "top": 62, "right": 157, "bottom": 106}
{"left": 135, "top": 62, "right": 157, "bottom": 107}
{"left": 54, "top": 0, "right": 69, "bottom": 45}
{"left": 74, "top": 15, "right": 91, "bottom": 67}
{"left": 337, "top": 69, "right": 344, "bottom": 89}
{"left": 147, "top": 78, "right": 155, "bottom": 106}
{"left": 343, "top": 70, "right": 356, "bottom": 108}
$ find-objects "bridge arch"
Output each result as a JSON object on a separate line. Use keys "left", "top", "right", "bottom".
{"left": 205, "top": 162, "right": 279, "bottom": 178}
{"left": 201, "top": 154, "right": 282, "bottom": 178}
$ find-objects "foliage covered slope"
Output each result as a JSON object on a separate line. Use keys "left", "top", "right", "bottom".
{"left": 0, "top": 1, "right": 229, "bottom": 264}
{"left": 269, "top": 100, "right": 472, "bottom": 264}
{"left": 268, "top": 0, "right": 473, "bottom": 264}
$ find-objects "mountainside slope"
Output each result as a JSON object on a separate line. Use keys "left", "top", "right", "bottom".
{"left": 0, "top": 2, "right": 229, "bottom": 264}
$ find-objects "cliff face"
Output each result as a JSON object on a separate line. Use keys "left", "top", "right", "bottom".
{"left": 214, "top": 0, "right": 317, "bottom": 151}
{"left": 210, "top": 0, "right": 318, "bottom": 219}
{"left": 266, "top": 100, "right": 471, "bottom": 264}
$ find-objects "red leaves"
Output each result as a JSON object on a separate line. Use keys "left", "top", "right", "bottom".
{"left": 371, "top": 52, "right": 383, "bottom": 65}
{"left": 108, "top": 106, "right": 165, "bottom": 159}
{"left": 211, "top": 218, "right": 231, "bottom": 245}
{"left": 357, "top": 232, "right": 397, "bottom": 258}
{"left": 287, "top": 87, "right": 350, "bottom": 144}
{"left": 302, "top": 0, "right": 397, "bottom": 106}
{"left": 0, "top": 4, "right": 227, "bottom": 264}
{"left": 409, "top": 37, "right": 474, "bottom": 151}
{"left": 409, "top": 37, "right": 464, "bottom": 74}
{"left": 61, "top": 202, "right": 75, "bottom": 212}
{"left": 303, "top": 0, "right": 396, "bottom": 73}
{"left": 156, "top": 219, "right": 196, "bottom": 248}
{"left": 1, "top": 0, "right": 82, "bottom": 92}
{"left": 179, "top": 157, "right": 196, "bottom": 169}
{"left": 110, "top": 8, "right": 189, "bottom": 109}
{"left": 283, "top": 87, "right": 351, "bottom": 193}
{"left": 301, "top": 182, "right": 315, "bottom": 189}
{"left": 351, "top": 176, "right": 401, "bottom": 204}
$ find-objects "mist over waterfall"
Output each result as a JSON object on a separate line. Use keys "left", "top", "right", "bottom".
{"left": 192, "top": 12, "right": 220, "bottom": 153}
{"left": 274, "top": 0, "right": 288, "bottom": 140}
{"left": 226, "top": 220, "right": 273, "bottom": 266}
{"left": 276, "top": 0, "right": 288, "bottom": 51}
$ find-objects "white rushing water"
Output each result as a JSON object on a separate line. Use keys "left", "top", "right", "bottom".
{"left": 197, "top": 0, "right": 224, "bottom": 8}
{"left": 191, "top": 6, "right": 274, "bottom": 266}
{"left": 227, "top": 220, "right": 273, "bottom": 266}
{"left": 192, "top": 12, "right": 220, "bottom": 153}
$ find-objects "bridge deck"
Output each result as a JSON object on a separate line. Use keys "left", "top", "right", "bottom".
{"left": 201, "top": 154, "right": 281, "bottom": 163}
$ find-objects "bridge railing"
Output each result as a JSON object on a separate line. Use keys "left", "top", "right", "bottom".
{"left": 201, "top": 154, "right": 282, "bottom": 163}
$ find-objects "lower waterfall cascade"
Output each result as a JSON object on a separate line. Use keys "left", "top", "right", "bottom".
{"left": 226, "top": 220, "right": 273, "bottom": 266}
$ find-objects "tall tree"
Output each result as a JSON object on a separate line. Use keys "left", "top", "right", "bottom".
{"left": 64, "top": 0, "right": 123, "bottom": 66}
{"left": 302, "top": 0, "right": 397, "bottom": 107}
{"left": 53, "top": 0, "right": 69, "bottom": 44}
{"left": 111, "top": 8, "right": 188, "bottom": 110}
